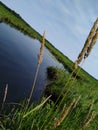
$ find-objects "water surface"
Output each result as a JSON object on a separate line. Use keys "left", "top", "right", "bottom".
{"left": 0, "top": 23, "right": 63, "bottom": 104}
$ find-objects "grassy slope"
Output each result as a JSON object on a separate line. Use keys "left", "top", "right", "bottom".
{"left": 0, "top": 1, "right": 97, "bottom": 84}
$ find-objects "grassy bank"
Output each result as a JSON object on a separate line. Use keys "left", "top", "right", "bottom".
{"left": 0, "top": 2, "right": 98, "bottom": 130}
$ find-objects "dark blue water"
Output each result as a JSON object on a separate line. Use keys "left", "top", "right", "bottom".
{"left": 0, "top": 23, "right": 63, "bottom": 104}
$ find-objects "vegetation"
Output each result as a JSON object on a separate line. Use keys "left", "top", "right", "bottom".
{"left": 0, "top": 1, "right": 98, "bottom": 130}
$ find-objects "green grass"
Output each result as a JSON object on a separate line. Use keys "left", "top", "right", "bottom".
{"left": 0, "top": 1, "right": 98, "bottom": 130}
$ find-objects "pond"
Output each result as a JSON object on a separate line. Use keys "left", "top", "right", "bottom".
{"left": 0, "top": 23, "right": 64, "bottom": 105}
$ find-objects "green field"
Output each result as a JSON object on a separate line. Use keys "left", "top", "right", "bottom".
{"left": 0, "top": 2, "right": 98, "bottom": 130}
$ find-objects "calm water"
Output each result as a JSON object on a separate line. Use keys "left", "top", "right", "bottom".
{"left": 0, "top": 23, "right": 63, "bottom": 104}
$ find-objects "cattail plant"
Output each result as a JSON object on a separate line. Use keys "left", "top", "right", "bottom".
{"left": 27, "top": 31, "right": 46, "bottom": 105}
{"left": 73, "top": 18, "right": 98, "bottom": 69}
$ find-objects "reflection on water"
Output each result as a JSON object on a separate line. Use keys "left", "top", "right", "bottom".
{"left": 0, "top": 23, "right": 64, "bottom": 104}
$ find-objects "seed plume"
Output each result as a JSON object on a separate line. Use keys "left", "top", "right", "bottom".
{"left": 73, "top": 18, "right": 98, "bottom": 69}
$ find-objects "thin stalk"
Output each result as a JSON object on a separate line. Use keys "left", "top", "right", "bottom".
{"left": 27, "top": 63, "right": 40, "bottom": 105}
{"left": 27, "top": 31, "right": 46, "bottom": 106}
{"left": 1, "top": 84, "right": 8, "bottom": 111}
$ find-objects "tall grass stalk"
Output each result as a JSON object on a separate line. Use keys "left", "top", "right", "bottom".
{"left": 17, "top": 31, "right": 46, "bottom": 129}
{"left": 54, "top": 60, "right": 84, "bottom": 111}
{"left": 23, "top": 95, "right": 51, "bottom": 118}
{"left": 59, "top": 96, "right": 82, "bottom": 130}
{"left": 84, "top": 100, "right": 94, "bottom": 123}
{"left": 55, "top": 50, "right": 85, "bottom": 108}
{"left": 78, "top": 112, "right": 96, "bottom": 130}
{"left": 27, "top": 31, "right": 46, "bottom": 105}
{"left": 53, "top": 98, "right": 76, "bottom": 129}
{"left": 1, "top": 84, "right": 8, "bottom": 111}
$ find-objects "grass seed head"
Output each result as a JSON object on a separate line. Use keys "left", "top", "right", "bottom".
{"left": 53, "top": 99, "right": 76, "bottom": 129}
{"left": 38, "top": 31, "right": 46, "bottom": 65}
{"left": 75, "top": 18, "right": 98, "bottom": 67}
